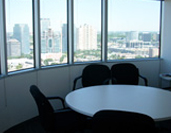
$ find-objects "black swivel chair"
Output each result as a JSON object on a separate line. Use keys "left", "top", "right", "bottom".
{"left": 111, "top": 63, "right": 148, "bottom": 86}
{"left": 73, "top": 64, "right": 111, "bottom": 91}
{"left": 92, "top": 110, "right": 157, "bottom": 133}
{"left": 30, "top": 85, "right": 85, "bottom": 133}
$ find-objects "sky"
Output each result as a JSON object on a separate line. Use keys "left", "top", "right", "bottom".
{"left": 5, "top": 0, "right": 161, "bottom": 32}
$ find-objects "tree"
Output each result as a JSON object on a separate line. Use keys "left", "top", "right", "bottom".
{"left": 60, "top": 54, "right": 67, "bottom": 63}
{"left": 16, "top": 63, "right": 23, "bottom": 70}
{"left": 44, "top": 58, "right": 53, "bottom": 66}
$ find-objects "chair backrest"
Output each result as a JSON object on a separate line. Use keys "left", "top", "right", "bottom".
{"left": 111, "top": 63, "right": 139, "bottom": 85}
{"left": 92, "top": 110, "right": 156, "bottom": 133}
{"left": 30, "top": 85, "right": 55, "bottom": 131}
{"left": 82, "top": 64, "right": 111, "bottom": 87}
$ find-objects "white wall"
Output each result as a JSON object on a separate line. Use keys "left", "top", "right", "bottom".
{"left": 160, "top": 0, "right": 171, "bottom": 87}
{"left": 161, "top": 0, "right": 171, "bottom": 72}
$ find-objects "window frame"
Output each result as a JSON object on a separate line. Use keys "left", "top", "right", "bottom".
{"left": 0, "top": 0, "right": 163, "bottom": 77}
{"left": 107, "top": 0, "right": 162, "bottom": 61}
{"left": 73, "top": 0, "right": 103, "bottom": 63}
{"left": 39, "top": 0, "right": 69, "bottom": 67}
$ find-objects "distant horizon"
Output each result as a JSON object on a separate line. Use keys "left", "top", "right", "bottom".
{"left": 6, "top": 22, "right": 160, "bottom": 33}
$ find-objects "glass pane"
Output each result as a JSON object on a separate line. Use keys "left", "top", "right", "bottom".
{"left": 108, "top": 0, "right": 160, "bottom": 60}
{"left": 40, "top": 0, "right": 67, "bottom": 66}
{"left": 5, "top": 0, "right": 34, "bottom": 72}
{"left": 74, "top": 0, "right": 101, "bottom": 62}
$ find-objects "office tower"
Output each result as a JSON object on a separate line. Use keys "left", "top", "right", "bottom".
{"left": 13, "top": 24, "right": 30, "bottom": 54}
{"left": 7, "top": 39, "right": 21, "bottom": 57}
{"left": 54, "top": 32, "right": 61, "bottom": 53}
{"left": 142, "top": 32, "right": 151, "bottom": 42}
{"left": 127, "top": 40, "right": 143, "bottom": 48}
{"left": 152, "top": 32, "right": 159, "bottom": 42}
{"left": 126, "top": 31, "right": 139, "bottom": 48}
{"left": 41, "top": 18, "right": 51, "bottom": 33}
{"left": 126, "top": 31, "right": 139, "bottom": 42}
{"left": 149, "top": 48, "right": 158, "bottom": 57}
{"left": 41, "top": 32, "right": 47, "bottom": 53}
{"left": 74, "top": 26, "right": 77, "bottom": 52}
{"left": 62, "top": 24, "right": 67, "bottom": 53}
{"left": 41, "top": 27, "right": 60, "bottom": 53}
{"left": 76, "top": 24, "right": 97, "bottom": 50}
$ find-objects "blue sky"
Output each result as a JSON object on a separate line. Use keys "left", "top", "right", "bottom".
{"left": 108, "top": 0, "right": 160, "bottom": 32}
{"left": 5, "top": 0, "right": 160, "bottom": 32}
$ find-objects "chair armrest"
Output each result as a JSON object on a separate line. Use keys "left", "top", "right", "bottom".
{"left": 111, "top": 77, "right": 118, "bottom": 84}
{"left": 73, "top": 75, "right": 82, "bottom": 91}
{"left": 103, "top": 78, "right": 112, "bottom": 85}
{"left": 46, "top": 96, "right": 66, "bottom": 109}
{"left": 139, "top": 74, "right": 148, "bottom": 86}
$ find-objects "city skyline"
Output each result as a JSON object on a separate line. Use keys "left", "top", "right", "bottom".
{"left": 5, "top": 0, "right": 161, "bottom": 71}
{"left": 7, "top": 21, "right": 159, "bottom": 71}
{"left": 7, "top": 22, "right": 159, "bottom": 55}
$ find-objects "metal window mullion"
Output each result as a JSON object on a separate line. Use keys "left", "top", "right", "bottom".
{"left": 159, "top": 0, "right": 163, "bottom": 58}
{"left": 0, "top": 0, "right": 8, "bottom": 76}
{"left": 68, "top": 0, "right": 74, "bottom": 64}
{"left": 101, "top": 0, "right": 108, "bottom": 62}
{"left": 33, "top": 0, "right": 41, "bottom": 69}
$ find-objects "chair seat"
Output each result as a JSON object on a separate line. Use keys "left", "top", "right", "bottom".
{"left": 54, "top": 109, "right": 86, "bottom": 132}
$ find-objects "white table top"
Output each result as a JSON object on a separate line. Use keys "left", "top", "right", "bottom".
{"left": 65, "top": 85, "right": 171, "bottom": 121}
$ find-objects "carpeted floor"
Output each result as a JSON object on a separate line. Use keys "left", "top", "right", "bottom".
{"left": 3, "top": 116, "right": 171, "bottom": 133}
{"left": 3, "top": 117, "right": 46, "bottom": 133}
{"left": 3, "top": 116, "right": 92, "bottom": 133}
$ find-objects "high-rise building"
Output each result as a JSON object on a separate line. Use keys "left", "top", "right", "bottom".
{"left": 152, "top": 32, "right": 159, "bottom": 42}
{"left": 126, "top": 31, "right": 139, "bottom": 42}
{"left": 149, "top": 48, "right": 158, "bottom": 57}
{"left": 126, "top": 40, "right": 143, "bottom": 48}
{"left": 142, "top": 32, "right": 151, "bottom": 42}
{"left": 41, "top": 28, "right": 60, "bottom": 53}
{"left": 7, "top": 39, "right": 21, "bottom": 57}
{"left": 76, "top": 24, "right": 97, "bottom": 50}
{"left": 62, "top": 24, "right": 67, "bottom": 53}
{"left": 41, "top": 18, "right": 51, "bottom": 33}
{"left": 13, "top": 24, "right": 30, "bottom": 54}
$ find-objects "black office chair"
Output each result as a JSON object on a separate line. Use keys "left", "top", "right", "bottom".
{"left": 111, "top": 63, "right": 148, "bottom": 86}
{"left": 73, "top": 64, "right": 111, "bottom": 91}
{"left": 92, "top": 110, "right": 157, "bottom": 133}
{"left": 30, "top": 85, "right": 86, "bottom": 133}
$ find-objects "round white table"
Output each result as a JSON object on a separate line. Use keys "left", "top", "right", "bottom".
{"left": 65, "top": 85, "right": 171, "bottom": 121}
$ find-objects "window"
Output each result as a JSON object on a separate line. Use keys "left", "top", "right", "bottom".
{"left": 5, "top": 0, "right": 34, "bottom": 72}
{"left": 74, "top": 0, "right": 101, "bottom": 62}
{"left": 40, "top": 0, "right": 67, "bottom": 66}
{"left": 108, "top": 0, "right": 160, "bottom": 60}
{"left": 0, "top": 0, "right": 162, "bottom": 75}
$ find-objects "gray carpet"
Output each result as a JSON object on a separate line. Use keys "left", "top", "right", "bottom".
{"left": 3, "top": 117, "right": 46, "bottom": 133}
{"left": 3, "top": 116, "right": 171, "bottom": 133}
{"left": 3, "top": 116, "right": 92, "bottom": 133}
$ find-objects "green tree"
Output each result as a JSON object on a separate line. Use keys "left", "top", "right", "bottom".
{"left": 16, "top": 63, "right": 23, "bottom": 70}
{"left": 44, "top": 58, "right": 53, "bottom": 66}
{"left": 60, "top": 54, "right": 67, "bottom": 63}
